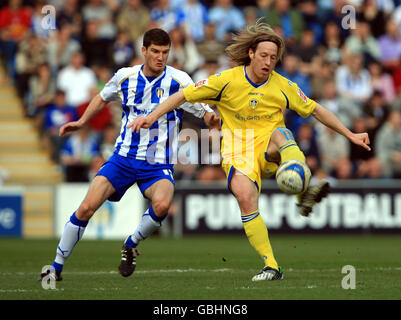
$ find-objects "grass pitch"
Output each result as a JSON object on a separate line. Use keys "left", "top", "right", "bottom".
{"left": 0, "top": 234, "right": 401, "bottom": 300}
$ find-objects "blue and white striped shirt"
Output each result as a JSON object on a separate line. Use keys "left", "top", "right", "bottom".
{"left": 100, "top": 64, "right": 211, "bottom": 165}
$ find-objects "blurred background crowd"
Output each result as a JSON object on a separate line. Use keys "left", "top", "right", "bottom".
{"left": 1, "top": 0, "right": 401, "bottom": 185}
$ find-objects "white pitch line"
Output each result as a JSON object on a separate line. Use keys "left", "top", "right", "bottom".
{"left": 0, "top": 289, "right": 34, "bottom": 293}
{"left": 1, "top": 267, "right": 400, "bottom": 277}
{"left": 0, "top": 268, "right": 233, "bottom": 276}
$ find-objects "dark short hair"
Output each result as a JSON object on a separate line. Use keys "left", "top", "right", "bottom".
{"left": 143, "top": 28, "right": 171, "bottom": 48}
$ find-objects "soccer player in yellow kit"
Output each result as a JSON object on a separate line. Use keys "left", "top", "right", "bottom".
{"left": 128, "top": 22, "right": 371, "bottom": 281}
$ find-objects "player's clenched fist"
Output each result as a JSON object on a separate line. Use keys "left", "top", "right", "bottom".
{"left": 349, "top": 132, "right": 371, "bottom": 151}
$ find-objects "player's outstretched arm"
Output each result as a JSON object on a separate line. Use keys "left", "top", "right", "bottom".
{"left": 312, "top": 103, "right": 371, "bottom": 151}
{"left": 128, "top": 91, "right": 187, "bottom": 133}
{"left": 59, "top": 94, "right": 107, "bottom": 137}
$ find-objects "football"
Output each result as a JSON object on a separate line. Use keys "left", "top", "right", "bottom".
{"left": 276, "top": 160, "right": 311, "bottom": 194}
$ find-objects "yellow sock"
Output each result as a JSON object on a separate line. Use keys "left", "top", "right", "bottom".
{"left": 279, "top": 140, "right": 306, "bottom": 164}
{"left": 241, "top": 210, "right": 278, "bottom": 269}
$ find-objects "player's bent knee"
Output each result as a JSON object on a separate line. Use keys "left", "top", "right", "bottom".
{"left": 76, "top": 201, "right": 97, "bottom": 220}
{"left": 152, "top": 199, "right": 171, "bottom": 216}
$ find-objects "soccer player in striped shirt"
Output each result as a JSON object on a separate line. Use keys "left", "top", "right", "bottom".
{"left": 129, "top": 21, "right": 371, "bottom": 282}
{"left": 39, "top": 28, "right": 218, "bottom": 281}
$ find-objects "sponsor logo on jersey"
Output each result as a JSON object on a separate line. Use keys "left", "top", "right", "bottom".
{"left": 235, "top": 113, "right": 273, "bottom": 121}
{"left": 195, "top": 79, "right": 208, "bottom": 88}
{"left": 297, "top": 87, "right": 307, "bottom": 103}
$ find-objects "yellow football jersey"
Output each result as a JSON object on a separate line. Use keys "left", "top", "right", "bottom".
{"left": 183, "top": 65, "right": 316, "bottom": 189}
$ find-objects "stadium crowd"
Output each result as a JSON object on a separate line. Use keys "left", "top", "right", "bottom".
{"left": 1, "top": 0, "right": 401, "bottom": 183}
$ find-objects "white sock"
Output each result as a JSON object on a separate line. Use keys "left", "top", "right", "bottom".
{"left": 52, "top": 212, "right": 88, "bottom": 272}
{"left": 124, "top": 206, "right": 167, "bottom": 248}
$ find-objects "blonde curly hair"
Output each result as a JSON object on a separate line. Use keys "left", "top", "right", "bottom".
{"left": 225, "top": 19, "right": 285, "bottom": 66}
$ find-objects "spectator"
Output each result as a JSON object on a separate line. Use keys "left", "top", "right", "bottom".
{"left": 335, "top": 52, "right": 373, "bottom": 106}
{"left": 377, "top": 19, "right": 401, "bottom": 70}
{"left": 344, "top": 19, "right": 380, "bottom": 65}
{"left": 310, "top": 60, "right": 334, "bottom": 101}
{"left": 150, "top": 0, "right": 185, "bottom": 33}
{"left": 243, "top": 6, "right": 259, "bottom": 26}
{"left": 60, "top": 125, "right": 102, "bottom": 182}
{"left": 56, "top": 0, "right": 83, "bottom": 39}
{"left": 296, "top": 122, "right": 320, "bottom": 175}
{"left": 297, "top": 0, "right": 323, "bottom": 45}
{"left": 27, "top": 63, "right": 56, "bottom": 118}
{"left": 264, "top": 0, "right": 305, "bottom": 46}
{"left": 181, "top": 0, "right": 209, "bottom": 42}
{"left": 359, "top": 0, "right": 387, "bottom": 38}
{"left": 374, "top": 110, "right": 401, "bottom": 178}
{"left": 168, "top": 26, "right": 203, "bottom": 75}
{"left": 47, "top": 23, "right": 81, "bottom": 74}
{"left": 368, "top": 60, "right": 396, "bottom": 104}
{"left": 57, "top": 51, "right": 97, "bottom": 107}
{"left": 316, "top": 126, "right": 353, "bottom": 179}
{"left": 321, "top": 21, "right": 343, "bottom": 66}
{"left": 363, "top": 90, "right": 391, "bottom": 137}
{"left": 255, "top": 0, "right": 273, "bottom": 18}
{"left": 192, "top": 59, "right": 220, "bottom": 83}
{"left": 208, "top": 0, "right": 246, "bottom": 42}
{"left": 392, "top": 2, "right": 401, "bottom": 31}
{"left": 196, "top": 22, "right": 226, "bottom": 63}
{"left": 350, "top": 117, "right": 382, "bottom": 178}
{"left": 81, "top": 20, "right": 113, "bottom": 68}
{"left": 113, "top": 30, "right": 135, "bottom": 71}
{"left": 82, "top": 0, "right": 117, "bottom": 40}
{"left": 0, "top": 0, "right": 32, "bottom": 81}
{"left": 116, "top": 0, "right": 150, "bottom": 44}
{"left": 373, "top": 0, "right": 394, "bottom": 15}
{"left": 31, "top": 0, "right": 56, "bottom": 39}
{"left": 169, "top": 0, "right": 187, "bottom": 10}
{"left": 42, "top": 90, "right": 79, "bottom": 162}
{"left": 318, "top": 79, "right": 360, "bottom": 129}
{"left": 323, "top": 0, "right": 351, "bottom": 42}
{"left": 15, "top": 35, "right": 47, "bottom": 107}
{"left": 316, "top": 0, "right": 333, "bottom": 22}
{"left": 377, "top": 18, "right": 401, "bottom": 94}
{"left": 93, "top": 65, "right": 112, "bottom": 91}
{"left": 292, "top": 28, "right": 320, "bottom": 75}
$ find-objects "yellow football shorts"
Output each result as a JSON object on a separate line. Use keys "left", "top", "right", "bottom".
{"left": 221, "top": 132, "right": 279, "bottom": 194}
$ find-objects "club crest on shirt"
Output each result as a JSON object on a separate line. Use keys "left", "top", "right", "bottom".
{"left": 156, "top": 87, "right": 164, "bottom": 98}
{"left": 297, "top": 87, "right": 307, "bottom": 103}
{"left": 249, "top": 99, "right": 259, "bottom": 109}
